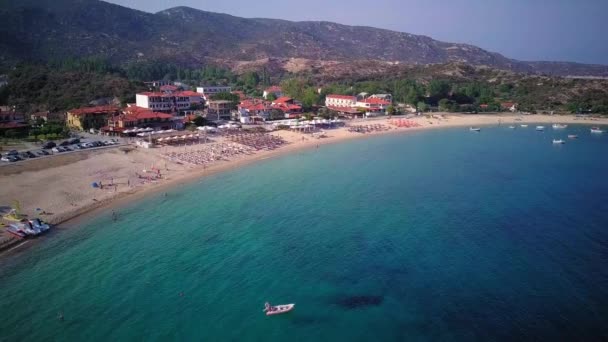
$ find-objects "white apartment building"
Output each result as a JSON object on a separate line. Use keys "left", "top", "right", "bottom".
{"left": 325, "top": 94, "right": 357, "bottom": 108}
{"left": 136, "top": 91, "right": 203, "bottom": 112}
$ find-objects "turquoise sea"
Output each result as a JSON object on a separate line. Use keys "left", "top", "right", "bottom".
{"left": 1, "top": 125, "right": 608, "bottom": 341}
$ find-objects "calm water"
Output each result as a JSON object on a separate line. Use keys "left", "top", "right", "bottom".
{"left": 1, "top": 125, "right": 608, "bottom": 341}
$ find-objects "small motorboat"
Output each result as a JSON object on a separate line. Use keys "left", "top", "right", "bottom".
{"left": 552, "top": 124, "right": 568, "bottom": 129}
{"left": 568, "top": 134, "right": 578, "bottom": 139}
{"left": 469, "top": 127, "right": 481, "bottom": 132}
{"left": 536, "top": 126, "right": 545, "bottom": 131}
{"left": 6, "top": 226, "right": 27, "bottom": 238}
{"left": 508, "top": 125, "right": 516, "bottom": 129}
{"left": 590, "top": 127, "right": 604, "bottom": 134}
{"left": 552, "top": 139, "right": 565, "bottom": 144}
{"left": 520, "top": 124, "right": 528, "bottom": 128}
{"left": 264, "top": 302, "right": 295, "bottom": 316}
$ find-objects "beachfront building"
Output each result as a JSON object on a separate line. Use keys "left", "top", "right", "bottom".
{"left": 263, "top": 86, "right": 283, "bottom": 99}
{"left": 325, "top": 94, "right": 357, "bottom": 108}
{"left": 66, "top": 105, "right": 121, "bottom": 131}
{"left": 369, "top": 94, "right": 393, "bottom": 102}
{"left": 196, "top": 86, "right": 232, "bottom": 100}
{"left": 238, "top": 100, "right": 271, "bottom": 123}
{"left": 135, "top": 91, "right": 203, "bottom": 113}
{"left": 501, "top": 102, "right": 518, "bottom": 112}
{"left": 356, "top": 97, "right": 391, "bottom": 112}
{"left": 270, "top": 97, "right": 303, "bottom": 118}
{"left": 101, "top": 107, "right": 175, "bottom": 136}
{"left": 206, "top": 100, "right": 233, "bottom": 121}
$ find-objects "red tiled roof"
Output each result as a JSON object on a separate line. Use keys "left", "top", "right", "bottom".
{"left": 271, "top": 103, "right": 301, "bottom": 112}
{"left": 359, "top": 98, "right": 390, "bottom": 105}
{"left": 120, "top": 107, "right": 174, "bottom": 121}
{"left": 68, "top": 105, "right": 120, "bottom": 116}
{"left": 273, "top": 97, "right": 293, "bottom": 104}
{"left": 327, "top": 94, "right": 357, "bottom": 101}
{"left": 177, "top": 91, "right": 202, "bottom": 97}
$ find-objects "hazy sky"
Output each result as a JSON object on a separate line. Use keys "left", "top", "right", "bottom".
{"left": 105, "top": 0, "right": 608, "bottom": 65}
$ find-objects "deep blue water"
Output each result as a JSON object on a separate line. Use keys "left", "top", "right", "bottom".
{"left": 1, "top": 125, "right": 607, "bottom": 341}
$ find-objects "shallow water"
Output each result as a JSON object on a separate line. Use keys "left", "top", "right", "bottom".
{"left": 1, "top": 125, "right": 607, "bottom": 341}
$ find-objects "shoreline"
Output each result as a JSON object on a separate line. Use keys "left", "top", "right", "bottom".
{"left": 1, "top": 113, "right": 607, "bottom": 256}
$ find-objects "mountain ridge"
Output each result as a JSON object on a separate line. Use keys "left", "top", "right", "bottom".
{"left": 0, "top": 0, "right": 607, "bottom": 77}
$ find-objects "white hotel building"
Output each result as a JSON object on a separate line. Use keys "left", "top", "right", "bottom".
{"left": 135, "top": 91, "right": 203, "bottom": 112}
{"left": 325, "top": 94, "right": 358, "bottom": 108}
{"left": 196, "top": 86, "right": 232, "bottom": 100}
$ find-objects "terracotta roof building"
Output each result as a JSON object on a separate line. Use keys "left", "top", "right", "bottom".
{"left": 66, "top": 105, "right": 121, "bottom": 131}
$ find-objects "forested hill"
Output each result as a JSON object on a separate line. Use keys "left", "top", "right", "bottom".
{"left": 0, "top": 0, "right": 607, "bottom": 76}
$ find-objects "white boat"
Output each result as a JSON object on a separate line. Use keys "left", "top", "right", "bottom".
{"left": 264, "top": 303, "right": 295, "bottom": 316}
{"left": 469, "top": 127, "right": 481, "bottom": 132}
{"left": 520, "top": 124, "right": 528, "bottom": 128}
{"left": 552, "top": 139, "right": 565, "bottom": 144}
{"left": 508, "top": 126, "right": 516, "bottom": 129}
{"left": 568, "top": 134, "right": 578, "bottom": 139}
{"left": 552, "top": 124, "right": 568, "bottom": 129}
{"left": 590, "top": 127, "right": 604, "bottom": 134}
{"left": 536, "top": 126, "right": 545, "bottom": 131}
{"left": 9, "top": 221, "right": 38, "bottom": 236}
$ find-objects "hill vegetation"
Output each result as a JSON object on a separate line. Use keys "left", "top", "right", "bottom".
{"left": 1, "top": 59, "right": 607, "bottom": 115}
{"left": 1, "top": 0, "right": 608, "bottom": 77}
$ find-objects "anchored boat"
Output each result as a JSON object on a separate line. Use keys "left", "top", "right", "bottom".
{"left": 552, "top": 124, "right": 567, "bottom": 129}
{"left": 264, "top": 302, "right": 295, "bottom": 316}
{"left": 590, "top": 127, "right": 604, "bottom": 134}
{"left": 536, "top": 126, "right": 545, "bottom": 131}
{"left": 552, "top": 139, "right": 565, "bottom": 144}
{"left": 469, "top": 127, "right": 481, "bottom": 132}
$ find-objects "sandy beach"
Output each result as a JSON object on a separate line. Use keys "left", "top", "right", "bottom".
{"left": 1, "top": 113, "right": 606, "bottom": 253}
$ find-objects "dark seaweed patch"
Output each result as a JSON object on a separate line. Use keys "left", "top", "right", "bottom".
{"left": 330, "top": 295, "right": 384, "bottom": 309}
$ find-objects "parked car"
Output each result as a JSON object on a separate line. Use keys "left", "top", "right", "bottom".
{"left": 52, "top": 147, "right": 62, "bottom": 153}
{"left": 7, "top": 150, "right": 18, "bottom": 156}
{"left": 69, "top": 138, "right": 80, "bottom": 144}
{"left": 63, "top": 146, "right": 72, "bottom": 151}
{"left": 40, "top": 150, "right": 50, "bottom": 155}
{"left": 42, "top": 141, "right": 56, "bottom": 149}
{"left": 1, "top": 156, "right": 11, "bottom": 162}
{"left": 26, "top": 151, "right": 37, "bottom": 158}
{"left": 18, "top": 152, "right": 30, "bottom": 159}
{"left": 59, "top": 140, "right": 70, "bottom": 147}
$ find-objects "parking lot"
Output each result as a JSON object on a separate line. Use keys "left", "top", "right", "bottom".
{"left": 1, "top": 138, "right": 123, "bottom": 164}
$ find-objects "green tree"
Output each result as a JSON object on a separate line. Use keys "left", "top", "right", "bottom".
{"left": 428, "top": 80, "right": 451, "bottom": 99}
{"left": 386, "top": 105, "right": 396, "bottom": 117}
{"left": 417, "top": 102, "right": 429, "bottom": 112}
{"left": 266, "top": 93, "right": 277, "bottom": 102}
{"left": 301, "top": 88, "right": 319, "bottom": 110}
{"left": 438, "top": 98, "right": 452, "bottom": 111}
